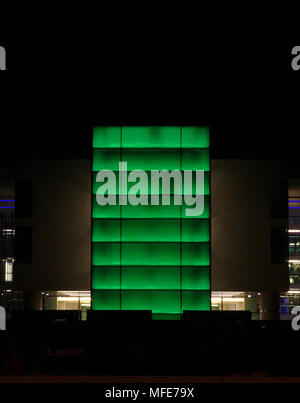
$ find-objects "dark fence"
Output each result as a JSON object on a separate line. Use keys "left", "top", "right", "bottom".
{"left": 0, "top": 310, "right": 298, "bottom": 376}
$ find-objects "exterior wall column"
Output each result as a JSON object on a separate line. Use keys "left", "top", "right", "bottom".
{"left": 23, "top": 291, "right": 42, "bottom": 310}
{"left": 259, "top": 291, "right": 280, "bottom": 320}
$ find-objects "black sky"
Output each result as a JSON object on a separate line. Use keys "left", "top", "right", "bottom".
{"left": 1, "top": 3, "right": 300, "bottom": 164}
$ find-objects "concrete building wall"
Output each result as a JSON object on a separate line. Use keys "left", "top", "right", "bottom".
{"left": 211, "top": 159, "right": 288, "bottom": 292}
{"left": 14, "top": 160, "right": 91, "bottom": 291}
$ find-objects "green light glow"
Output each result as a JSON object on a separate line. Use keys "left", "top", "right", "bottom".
{"left": 92, "top": 290, "right": 120, "bottom": 310}
{"left": 93, "top": 148, "right": 210, "bottom": 172}
{"left": 92, "top": 243, "right": 120, "bottom": 266}
{"left": 92, "top": 196, "right": 210, "bottom": 219}
{"left": 182, "top": 149, "right": 210, "bottom": 171}
{"left": 182, "top": 243, "right": 210, "bottom": 266}
{"left": 93, "top": 126, "right": 210, "bottom": 149}
{"left": 92, "top": 126, "right": 211, "bottom": 315}
{"left": 182, "top": 126, "right": 210, "bottom": 148}
{"left": 93, "top": 149, "right": 121, "bottom": 171}
{"left": 93, "top": 266, "right": 120, "bottom": 289}
{"left": 122, "top": 126, "right": 180, "bottom": 148}
{"left": 121, "top": 203, "right": 181, "bottom": 219}
{"left": 122, "top": 243, "right": 181, "bottom": 266}
{"left": 92, "top": 290, "right": 211, "bottom": 311}
{"left": 121, "top": 266, "right": 180, "bottom": 290}
{"left": 92, "top": 265, "right": 210, "bottom": 290}
{"left": 122, "top": 219, "right": 181, "bottom": 242}
{"left": 93, "top": 127, "right": 121, "bottom": 148}
{"left": 182, "top": 290, "right": 211, "bottom": 310}
{"left": 122, "top": 149, "right": 181, "bottom": 171}
{"left": 92, "top": 219, "right": 120, "bottom": 242}
{"left": 92, "top": 199, "right": 120, "bottom": 218}
{"left": 182, "top": 220, "right": 210, "bottom": 242}
{"left": 121, "top": 290, "right": 181, "bottom": 314}
{"left": 182, "top": 266, "right": 210, "bottom": 290}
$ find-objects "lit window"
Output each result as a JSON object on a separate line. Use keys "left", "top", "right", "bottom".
{"left": 2, "top": 229, "right": 15, "bottom": 235}
{"left": 5, "top": 259, "right": 13, "bottom": 282}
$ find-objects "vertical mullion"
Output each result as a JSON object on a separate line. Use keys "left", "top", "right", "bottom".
{"left": 180, "top": 126, "right": 182, "bottom": 314}
{"left": 120, "top": 127, "right": 122, "bottom": 310}
{"left": 209, "top": 130, "right": 211, "bottom": 310}
{"left": 91, "top": 130, "right": 93, "bottom": 309}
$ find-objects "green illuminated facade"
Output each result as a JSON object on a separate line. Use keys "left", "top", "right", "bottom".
{"left": 92, "top": 126, "right": 210, "bottom": 314}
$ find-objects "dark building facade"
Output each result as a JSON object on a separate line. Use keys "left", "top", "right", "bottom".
{"left": 9, "top": 153, "right": 289, "bottom": 320}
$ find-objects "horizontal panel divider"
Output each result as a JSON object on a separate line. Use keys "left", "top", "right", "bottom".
{"left": 92, "top": 241, "right": 209, "bottom": 243}
{"left": 92, "top": 265, "right": 211, "bottom": 267}
{"left": 93, "top": 169, "right": 210, "bottom": 173}
{"left": 92, "top": 195, "right": 208, "bottom": 197}
{"left": 92, "top": 241, "right": 210, "bottom": 244}
{"left": 92, "top": 170, "right": 210, "bottom": 172}
{"left": 92, "top": 217, "right": 209, "bottom": 220}
{"left": 92, "top": 265, "right": 210, "bottom": 267}
{"left": 92, "top": 196, "right": 210, "bottom": 198}
{"left": 93, "top": 289, "right": 210, "bottom": 291}
{"left": 92, "top": 147, "right": 210, "bottom": 150}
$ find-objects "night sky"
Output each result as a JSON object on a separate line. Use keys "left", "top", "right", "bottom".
{"left": 1, "top": 3, "right": 300, "bottom": 164}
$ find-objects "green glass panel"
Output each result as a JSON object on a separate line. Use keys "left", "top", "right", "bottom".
{"left": 92, "top": 198, "right": 120, "bottom": 218}
{"left": 122, "top": 149, "right": 180, "bottom": 171}
{"left": 182, "top": 127, "right": 209, "bottom": 148}
{"left": 122, "top": 243, "right": 180, "bottom": 266}
{"left": 182, "top": 243, "right": 210, "bottom": 266}
{"left": 92, "top": 219, "right": 120, "bottom": 242}
{"left": 182, "top": 290, "right": 211, "bottom": 311}
{"left": 121, "top": 266, "right": 180, "bottom": 289}
{"left": 122, "top": 219, "right": 180, "bottom": 242}
{"left": 92, "top": 126, "right": 211, "bottom": 315}
{"left": 92, "top": 290, "right": 120, "bottom": 310}
{"left": 92, "top": 243, "right": 120, "bottom": 266}
{"left": 182, "top": 266, "right": 210, "bottom": 290}
{"left": 93, "top": 127, "right": 121, "bottom": 148}
{"left": 182, "top": 219, "right": 210, "bottom": 242}
{"left": 92, "top": 266, "right": 120, "bottom": 289}
{"left": 122, "top": 126, "right": 180, "bottom": 148}
{"left": 93, "top": 149, "right": 120, "bottom": 171}
{"left": 121, "top": 290, "right": 181, "bottom": 314}
{"left": 182, "top": 149, "right": 210, "bottom": 171}
{"left": 122, "top": 203, "right": 181, "bottom": 218}
{"left": 181, "top": 195, "right": 210, "bottom": 219}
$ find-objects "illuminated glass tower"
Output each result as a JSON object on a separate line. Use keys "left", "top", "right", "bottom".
{"left": 92, "top": 126, "right": 210, "bottom": 314}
